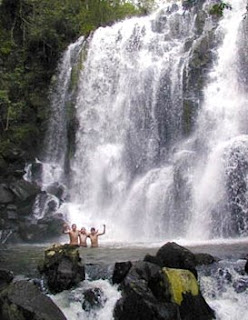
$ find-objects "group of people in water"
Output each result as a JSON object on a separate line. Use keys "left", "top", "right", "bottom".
{"left": 63, "top": 223, "right": 106, "bottom": 248}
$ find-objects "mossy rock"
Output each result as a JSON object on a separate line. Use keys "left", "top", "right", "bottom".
{"left": 163, "top": 268, "right": 198, "bottom": 305}
{"left": 39, "top": 244, "right": 85, "bottom": 293}
{"left": 162, "top": 267, "right": 215, "bottom": 320}
{"left": 43, "top": 243, "right": 80, "bottom": 267}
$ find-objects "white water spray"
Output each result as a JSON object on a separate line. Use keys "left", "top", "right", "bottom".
{"left": 188, "top": 0, "right": 248, "bottom": 240}
{"left": 67, "top": 2, "right": 200, "bottom": 241}
{"left": 42, "top": 36, "right": 85, "bottom": 186}
{"left": 45, "top": 0, "right": 248, "bottom": 243}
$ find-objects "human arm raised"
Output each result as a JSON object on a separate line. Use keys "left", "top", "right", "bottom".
{"left": 63, "top": 223, "right": 70, "bottom": 234}
{"left": 98, "top": 224, "right": 106, "bottom": 236}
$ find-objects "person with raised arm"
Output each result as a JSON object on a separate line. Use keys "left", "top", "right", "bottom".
{"left": 79, "top": 227, "right": 89, "bottom": 247}
{"left": 89, "top": 224, "right": 106, "bottom": 248}
{"left": 63, "top": 223, "right": 80, "bottom": 245}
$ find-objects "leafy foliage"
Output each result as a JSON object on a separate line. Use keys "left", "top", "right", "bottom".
{"left": 209, "top": 2, "right": 232, "bottom": 17}
{"left": 0, "top": 0, "right": 142, "bottom": 160}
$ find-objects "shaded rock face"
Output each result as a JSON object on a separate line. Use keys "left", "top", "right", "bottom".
{"left": 0, "top": 279, "right": 66, "bottom": 320}
{"left": 181, "top": 1, "right": 220, "bottom": 136}
{"left": 18, "top": 212, "right": 65, "bottom": 242}
{"left": 112, "top": 261, "right": 132, "bottom": 284}
{"left": 39, "top": 244, "right": 85, "bottom": 293}
{"left": 0, "top": 179, "right": 40, "bottom": 243}
{"left": 0, "top": 174, "right": 66, "bottom": 243}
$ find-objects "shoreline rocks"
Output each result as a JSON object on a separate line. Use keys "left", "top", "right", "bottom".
{"left": 0, "top": 268, "right": 66, "bottom": 320}
{"left": 113, "top": 242, "right": 216, "bottom": 320}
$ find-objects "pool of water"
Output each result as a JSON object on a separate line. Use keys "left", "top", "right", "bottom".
{"left": 0, "top": 238, "right": 248, "bottom": 277}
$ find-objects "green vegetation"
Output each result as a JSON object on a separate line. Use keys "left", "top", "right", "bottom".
{"left": 209, "top": 2, "right": 232, "bottom": 17}
{"left": 0, "top": 0, "right": 152, "bottom": 162}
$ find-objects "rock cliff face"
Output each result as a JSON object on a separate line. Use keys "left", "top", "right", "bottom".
{"left": 0, "top": 172, "right": 66, "bottom": 243}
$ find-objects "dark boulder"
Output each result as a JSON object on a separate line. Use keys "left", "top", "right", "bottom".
{"left": 163, "top": 268, "right": 215, "bottom": 320}
{"left": 38, "top": 213, "right": 66, "bottom": 236}
{"left": 112, "top": 261, "right": 132, "bottom": 284}
{"left": 39, "top": 244, "right": 85, "bottom": 293}
{"left": 114, "top": 245, "right": 215, "bottom": 320}
{"left": 0, "top": 185, "right": 14, "bottom": 204}
{"left": 245, "top": 259, "right": 248, "bottom": 274}
{"left": 0, "top": 269, "right": 14, "bottom": 290}
{"left": 9, "top": 180, "right": 40, "bottom": 202}
{"left": 114, "top": 261, "right": 180, "bottom": 320}
{"left": 0, "top": 279, "right": 66, "bottom": 320}
{"left": 155, "top": 242, "right": 197, "bottom": 278}
{"left": 82, "top": 287, "right": 106, "bottom": 312}
{"left": 18, "top": 212, "right": 65, "bottom": 242}
{"left": 194, "top": 253, "right": 217, "bottom": 265}
{"left": 144, "top": 253, "right": 163, "bottom": 266}
{"left": 29, "top": 162, "right": 43, "bottom": 184}
{"left": 46, "top": 182, "right": 67, "bottom": 202}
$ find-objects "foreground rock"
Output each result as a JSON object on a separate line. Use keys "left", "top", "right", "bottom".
{"left": 0, "top": 275, "right": 66, "bottom": 320}
{"left": 82, "top": 287, "right": 107, "bottom": 312}
{"left": 114, "top": 261, "right": 180, "bottom": 320}
{"left": 144, "top": 242, "right": 198, "bottom": 278}
{"left": 0, "top": 269, "right": 14, "bottom": 291}
{"left": 114, "top": 243, "right": 216, "bottom": 320}
{"left": 39, "top": 244, "right": 85, "bottom": 293}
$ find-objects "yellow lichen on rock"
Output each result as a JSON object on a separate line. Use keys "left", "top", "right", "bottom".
{"left": 46, "top": 251, "right": 56, "bottom": 257}
{"left": 162, "top": 267, "right": 199, "bottom": 305}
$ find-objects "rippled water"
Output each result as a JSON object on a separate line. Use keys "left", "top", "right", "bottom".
{"left": 1, "top": 240, "right": 248, "bottom": 320}
{"left": 1, "top": 238, "right": 248, "bottom": 277}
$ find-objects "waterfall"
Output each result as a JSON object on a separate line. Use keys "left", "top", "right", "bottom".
{"left": 187, "top": 0, "right": 248, "bottom": 240}
{"left": 42, "top": 36, "right": 85, "bottom": 187}
{"left": 50, "top": 0, "right": 248, "bottom": 243}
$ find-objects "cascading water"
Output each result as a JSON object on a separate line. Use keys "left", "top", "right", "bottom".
{"left": 44, "top": 0, "right": 248, "bottom": 244}
{"left": 42, "top": 36, "right": 85, "bottom": 187}
{"left": 67, "top": 1, "right": 213, "bottom": 241}
{"left": 187, "top": 0, "right": 248, "bottom": 240}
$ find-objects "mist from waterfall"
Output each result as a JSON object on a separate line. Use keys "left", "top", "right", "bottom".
{"left": 44, "top": 0, "right": 248, "bottom": 243}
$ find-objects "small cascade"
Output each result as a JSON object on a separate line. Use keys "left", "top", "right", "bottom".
{"left": 199, "top": 259, "right": 248, "bottom": 320}
{"left": 51, "top": 279, "right": 121, "bottom": 320}
{"left": 32, "top": 192, "right": 60, "bottom": 220}
{"left": 42, "top": 35, "right": 85, "bottom": 187}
